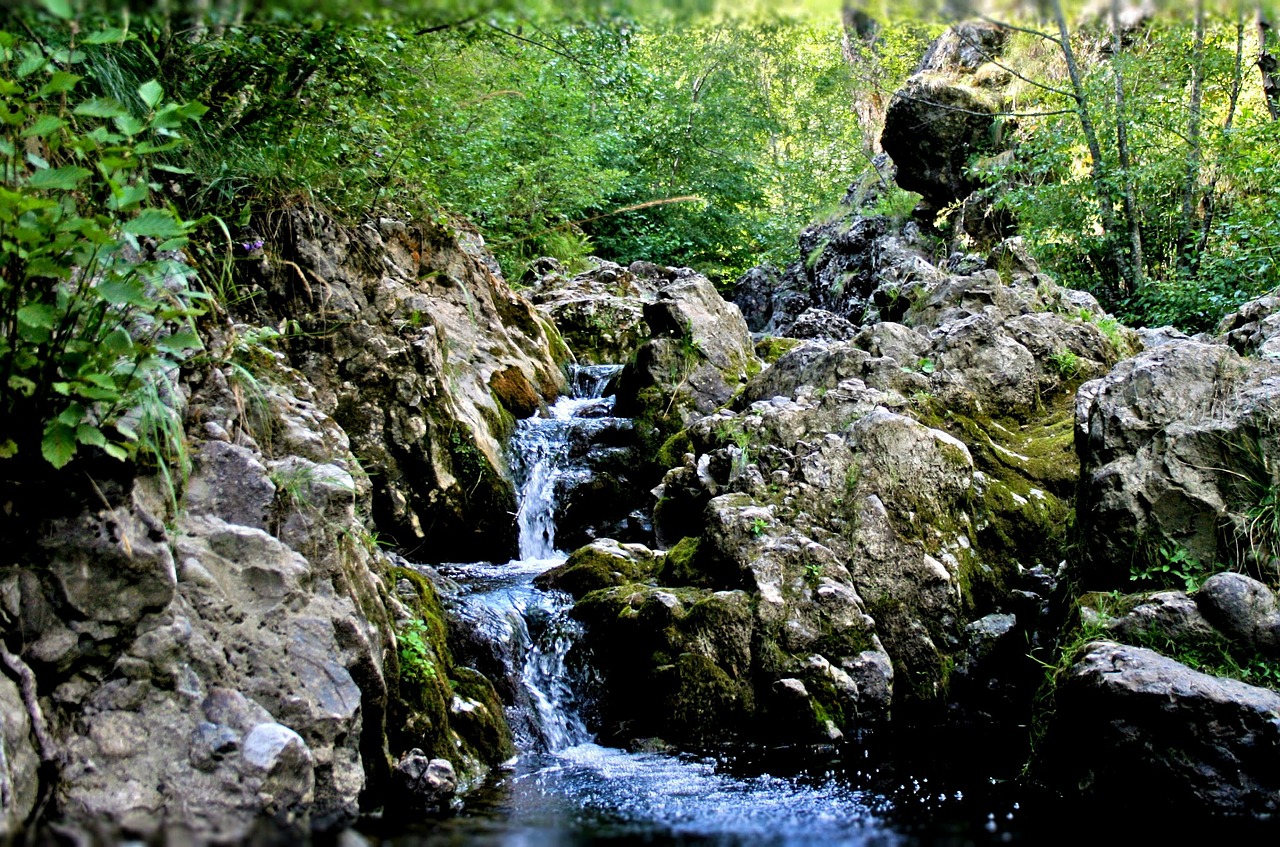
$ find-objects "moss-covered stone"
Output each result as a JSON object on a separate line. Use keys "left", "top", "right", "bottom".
{"left": 534, "top": 540, "right": 658, "bottom": 599}
{"left": 755, "top": 335, "right": 802, "bottom": 364}
{"left": 654, "top": 536, "right": 702, "bottom": 585}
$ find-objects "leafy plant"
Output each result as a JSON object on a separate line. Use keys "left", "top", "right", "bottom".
{"left": 803, "top": 560, "right": 824, "bottom": 584}
{"left": 397, "top": 618, "right": 438, "bottom": 687}
{"left": 0, "top": 27, "right": 207, "bottom": 472}
{"left": 1130, "top": 543, "right": 1212, "bottom": 593}
{"left": 749, "top": 516, "right": 768, "bottom": 537}
{"left": 1047, "top": 349, "right": 1080, "bottom": 379}
{"left": 915, "top": 357, "right": 936, "bottom": 375}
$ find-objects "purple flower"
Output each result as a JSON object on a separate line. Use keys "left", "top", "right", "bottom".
{"left": 241, "top": 238, "right": 265, "bottom": 252}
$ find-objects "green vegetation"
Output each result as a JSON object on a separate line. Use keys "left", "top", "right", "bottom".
{"left": 983, "top": 3, "right": 1280, "bottom": 331}
{"left": 0, "top": 21, "right": 207, "bottom": 475}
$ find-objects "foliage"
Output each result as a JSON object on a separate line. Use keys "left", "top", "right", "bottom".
{"left": 397, "top": 618, "right": 439, "bottom": 687}
{"left": 0, "top": 23, "right": 207, "bottom": 473}
{"left": 986, "top": 10, "right": 1280, "bottom": 331}
{"left": 1129, "top": 542, "right": 1213, "bottom": 593}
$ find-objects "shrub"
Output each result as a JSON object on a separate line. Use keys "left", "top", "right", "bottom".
{"left": 0, "top": 26, "right": 207, "bottom": 471}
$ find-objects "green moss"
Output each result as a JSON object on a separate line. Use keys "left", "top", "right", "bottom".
{"left": 450, "top": 667, "right": 516, "bottom": 763}
{"left": 656, "top": 536, "right": 703, "bottom": 585}
{"left": 657, "top": 653, "right": 752, "bottom": 743}
{"left": 755, "top": 335, "right": 802, "bottom": 365}
{"left": 537, "top": 543, "right": 655, "bottom": 598}
{"left": 656, "top": 430, "right": 694, "bottom": 471}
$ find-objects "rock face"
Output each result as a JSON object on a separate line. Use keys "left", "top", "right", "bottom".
{"left": 525, "top": 259, "right": 667, "bottom": 365}
{"left": 1036, "top": 641, "right": 1280, "bottom": 814}
{"left": 1074, "top": 322, "right": 1280, "bottom": 587}
{"left": 571, "top": 219, "right": 1129, "bottom": 747}
{"left": 0, "top": 211, "right": 529, "bottom": 841}
{"left": 243, "top": 208, "right": 567, "bottom": 563}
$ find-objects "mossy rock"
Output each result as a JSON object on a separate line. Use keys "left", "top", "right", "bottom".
{"left": 654, "top": 536, "right": 702, "bottom": 585}
{"left": 655, "top": 653, "right": 753, "bottom": 743}
{"left": 756, "top": 335, "right": 802, "bottom": 364}
{"left": 449, "top": 666, "right": 516, "bottom": 764}
{"left": 535, "top": 540, "right": 658, "bottom": 599}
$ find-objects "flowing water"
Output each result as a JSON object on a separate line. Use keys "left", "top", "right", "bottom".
{"left": 365, "top": 366, "right": 1276, "bottom": 846}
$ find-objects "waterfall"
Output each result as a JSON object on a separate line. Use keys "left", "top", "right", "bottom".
{"left": 444, "top": 364, "right": 622, "bottom": 752}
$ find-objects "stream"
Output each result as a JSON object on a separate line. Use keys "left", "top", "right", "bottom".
{"left": 360, "top": 367, "right": 1274, "bottom": 846}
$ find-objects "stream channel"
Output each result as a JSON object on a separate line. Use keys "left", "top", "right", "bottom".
{"left": 361, "top": 367, "right": 1272, "bottom": 847}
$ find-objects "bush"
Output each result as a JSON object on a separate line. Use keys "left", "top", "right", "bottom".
{"left": 0, "top": 25, "right": 206, "bottom": 471}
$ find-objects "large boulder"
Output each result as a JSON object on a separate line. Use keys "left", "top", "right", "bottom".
{"left": 241, "top": 208, "right": 567, "bottom": 563}
{"left": 1074, "top": 335, "right": 1280, "bottom": 587}
{"left": 1034, "top": 641, "right": 1280, "bottom": 814}
{"left": 0, "top": 675, "right": 38, "bottom": 838}
{"left": 880, "top": 21, "right": 1011, "bottom": 208}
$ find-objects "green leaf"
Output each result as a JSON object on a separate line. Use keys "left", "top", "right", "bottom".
{"left": 38, "top": 72, "right": 80, "bottom": 96}
{"left": 22, "top": 115, "right": 66, "bottom": 138}
{"left": 74, "top": 98, "right": 129, "bottom": 119}
{"left": 83, "top": 28, "right": 128, "bottom": 45}
{"left": 41, "top": 421, "right": 76, "bottom": 469}
{"left": 75, "top": 424, "right": 107, "bottom": 448}
{"left": 137, "top": 80, "right": 163, "bottom": 109}
{"left": 108, "top": 183, "right": 149, "bottom": 211}
{"left": 102, "top": 442, "right": 129, "bottom": 460}
{"left": 101, "top": 328, "right": 134, "bottom": 355}
{"left": 0, "top": 439, "right": 17, "bottom": 459}
{"left": 16, "top": 302, "right": 57, "bottom": 329}
{"left": 176, "top": 101, "right": 209, "bottom": 121}
{"left": 112, "top": 115, "right": 145, "bottom": 137}
{"left": 123, "top": 208, "right": 188, "bottom": 239}
{"left": 157, "top": 328, "right": 201, "bottom": 354}
{"left": 41, "top": 0, "right": 73, "bottom": 20}
{"left": 27, "top": 165, "right": 91, "bottom": 190}
{"left": 95, "top": 276, "right": 149, "bottom": 307}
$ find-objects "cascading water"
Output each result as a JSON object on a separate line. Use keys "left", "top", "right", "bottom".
{"left": 388, "top": 365, "right": 1118, "bottom": 846}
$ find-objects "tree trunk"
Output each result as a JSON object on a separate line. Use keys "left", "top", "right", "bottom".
{"left": 1176, "top": 0, "right": 1207, "bottom": 277}
{"left": 1050, "top": 0, "right": 1123, "bottom": 302}
{"left": 1260, "top": 7, "right": 1280, "bottom": 120}
{"left": 1110, "top": 0, "right": 1144, "bottom": 293}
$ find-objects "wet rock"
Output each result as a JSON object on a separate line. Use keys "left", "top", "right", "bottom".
{"left": 388, "top": 750, "right": 457, "bottom": 816}
{"left": 1036, "top": 641, "right": 1280, "bottom": 814}
{"left": 1196, "top": 573, "right": 1280, "bottom": 658}
{"left": 535, "top": 539, "right": 660, "bottom": 599}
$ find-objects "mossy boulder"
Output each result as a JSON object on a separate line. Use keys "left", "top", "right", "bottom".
{"left": 534, "top": 539, "right": 660, "bottom": 599}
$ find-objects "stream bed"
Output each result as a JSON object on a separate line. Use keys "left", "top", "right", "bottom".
{"left": 360, "top": 366, "right": 1276, "bottom": 846}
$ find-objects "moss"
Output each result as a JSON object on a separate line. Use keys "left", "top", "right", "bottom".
{"left": 657, "top": 653, "right": 752, "bottom": 743}
{"left": 450, "top": 667, "right": 516, "bottom": 763}
{"left": 755, "top": 335, "right": 802, "bottom": 365}
{"left": 656, "top": 536, "right": 702, "bottom": 585}
{"left": 536, "top": 543, "right": 655, "bottom": 598}
{"left": 656, "top": 430, "right": 693, "bottom": 471}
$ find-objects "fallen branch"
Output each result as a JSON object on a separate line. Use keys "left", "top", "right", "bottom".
{"left": 0, "top": 641, "right": 56, "bottom": 765}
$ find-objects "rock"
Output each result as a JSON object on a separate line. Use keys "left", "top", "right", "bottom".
{"left": 1218, "top": 293, "right": 1280, "bottom": 359}
{"left": 241, "top": 723, "right": 316, "bottom": 816}
{"left": 388, "top": 750, "right": 457, "bottom": 816}
{"left": 0, "top": 675, "right": 38, "bottom": 839}
{"left": 916, "top": 21, "right": 1009, "bottom": 74}
{"left": 732, "top": 264, "right": 781, "bottom": 333}
{"left": 615, "top": 274, "right": 761, "bottom": 454}
{"left": 1196, "top": 573, "right": 1280, "bottom": 657}
{"left": 1102, "top": 591, "right": 1220, "bottom": 647}
{"left": 881, "top": 76, "right": 999, "bottom": 208}
{"left": 184, "top": 441, "right": 276, "bottom": 531}
{"left": 1035, "top": 641, "right": 1280, "bottom": 814}
{"left": 534, "top": 539, "right": 660, "bottom": 598}
{"left": 249, "top": 208, "right": 567, "bottom": 563}
{"left": 1075, "top": 337, "right": 1280, "bottom": 586}
{"left": 527, "top": 259, "right": 662, "bottom": 364}
{"left": 790, "top": 308, "right": 859, "bottom": 341}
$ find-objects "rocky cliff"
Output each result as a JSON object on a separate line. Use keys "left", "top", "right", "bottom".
{"left": 0, "top": 212, "right": 550, "bottom": 841}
